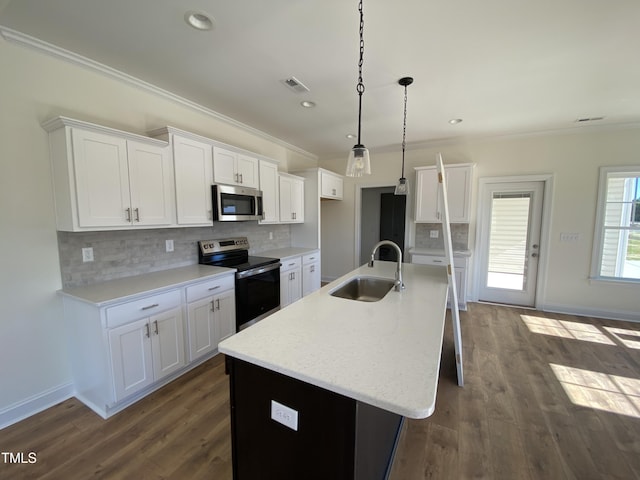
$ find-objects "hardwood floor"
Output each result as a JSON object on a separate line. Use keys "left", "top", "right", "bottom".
{"left": 1, "top": 303, "right": 639, "bottom": 479}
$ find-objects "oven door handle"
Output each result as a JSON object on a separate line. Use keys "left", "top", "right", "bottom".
{"left": 236, "top": 262, "right": 281, "bottom": 279}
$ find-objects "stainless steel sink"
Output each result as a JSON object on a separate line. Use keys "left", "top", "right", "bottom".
{"left": 329, "top": 276, "right": 396, "bottom": 302}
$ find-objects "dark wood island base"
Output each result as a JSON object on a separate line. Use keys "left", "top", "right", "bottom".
{"left": 227, "top": 356, "right": 404, "bottom": 480}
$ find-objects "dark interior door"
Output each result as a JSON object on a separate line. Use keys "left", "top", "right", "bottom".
{"left": 378, "top": 193, "right": 406, "bottom": 261}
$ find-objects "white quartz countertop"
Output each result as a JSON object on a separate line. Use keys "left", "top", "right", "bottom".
{"left": 59, "top": 265, "right": 235, "bottom": 306}
{"left": 218, "top": 261, "right": 449, "bottom": 419}
{"left": 409, "top": 247, "right": 472, "bottom": 257}
{"left": 258, "top": 246, "right": 319, "bottom": 261}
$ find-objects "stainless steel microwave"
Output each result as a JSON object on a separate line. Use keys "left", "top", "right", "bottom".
{"left": 212, "top": 184, "right": 263, "bottom": 222}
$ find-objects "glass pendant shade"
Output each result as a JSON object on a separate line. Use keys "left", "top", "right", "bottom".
{"left": 395, "top": 177, "right": 409, "bottom": 195}
{"left": 346, "top": 144, "right": 371, "bottom": 177}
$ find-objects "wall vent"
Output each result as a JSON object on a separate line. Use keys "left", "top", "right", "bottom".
{"left": 575, "top": 116, "right": 605, "bottom": 123}
{"left": 282, "top": 76, "right": 310, "bottom": 93}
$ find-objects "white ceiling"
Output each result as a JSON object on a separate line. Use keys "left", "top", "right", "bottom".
{"left": 1, "top": 0, "right": 639, "bottom": 158}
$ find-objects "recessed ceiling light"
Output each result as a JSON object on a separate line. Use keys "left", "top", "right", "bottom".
{"left": 346, "top": 134, "right": 357, "bottom": 140}
{"left": 185, "top": 11, "right": 215, "bottom": 31}
{"left": 449, "top": 118, "right": 463, "bottom": 125}
{"left": 300, "top": 101, "right": 316, "bottom": 108}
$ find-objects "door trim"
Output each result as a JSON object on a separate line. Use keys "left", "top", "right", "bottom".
{"left": 472, "top": 174, "right": 554, "bottom": 310}
{"left": 354, "top": 183, "right": 413, "bottom": 270}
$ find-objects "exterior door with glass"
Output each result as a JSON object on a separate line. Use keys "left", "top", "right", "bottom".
{"left": 477, "top": 181, "right": 544, "bottom": 307}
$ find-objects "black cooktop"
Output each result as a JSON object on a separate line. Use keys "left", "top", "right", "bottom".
{"left": 198, "top": 238, "right": 279, "bottom": 272}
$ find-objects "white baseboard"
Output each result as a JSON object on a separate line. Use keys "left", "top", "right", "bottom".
{"left": 0, "top": 383, "right": 74, "bottom": 430}
{"left": 541, "top": 303, "right": 640, "bottom": 323}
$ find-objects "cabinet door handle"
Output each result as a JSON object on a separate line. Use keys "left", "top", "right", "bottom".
{"left": 208, "top": 286, "right": 220, "bottom": 291}
{"left": 141, "top": 303, "right": 159, "bottom": 311}
{"left": 239, "top": 173, "right": 243, "bottom": 184}
{"left": 234, "top": 173, "right": 239, "bottom": 183}
{"left": 145, "top": 323, "right": 150, "bottom": 338}
{"left": 134, "top": 208, "right": 140, "bottom": 222}
{"left": 310, "top": 265, "right": 315, "bottom": 273}
{"left": 153, "top": 320, "right": 158, "bottom": 335}
{"left": 125, "top": 207, "right": 131, "bottom": 222}
{"left": 210, "top": 300, "right": 215, "bottom": 312}
{"left": 216, "top": 299, "right": 220, "bottom": 311}
{"left": 332, "top": 188, "right": 336, "bottom": 195}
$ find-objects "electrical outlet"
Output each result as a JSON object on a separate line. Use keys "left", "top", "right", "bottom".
{"left": 269, "top": 231, "right": 273, "bottom": 240}
{"left": 560, "top": 233, "right": 581, "bottom": 242}
{"left": 271, "top": 400, "right": 298, "bottom": 431}
{"left": 430, "top": 230, "right": 439, "bottom": 239}
{"left": 82, "top": 247, "right": 94, "bottom": 262}
{"left": 166, "top": 239, "right": 174, "bottom": 252}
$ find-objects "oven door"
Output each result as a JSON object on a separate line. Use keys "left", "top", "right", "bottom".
{"left": 235, "top": 263, "right": 280, "bottom": 331}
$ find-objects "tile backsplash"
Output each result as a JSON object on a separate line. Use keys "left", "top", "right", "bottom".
{"left": 415, "top": 223, "right": 469, "bottom": 251}
{"left": 58, "top": 223, "right": 290, "bottom": 288}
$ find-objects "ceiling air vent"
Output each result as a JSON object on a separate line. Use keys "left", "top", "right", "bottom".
{"left": 575, "top": 116, "right": 605, "bottom": 123}
{"left": 282, "top": 76, "right": 310, "bottom": 93}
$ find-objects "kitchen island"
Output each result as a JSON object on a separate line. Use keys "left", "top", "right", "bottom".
{"left": 219, "top": 261, "right": 449, "bottom": 479}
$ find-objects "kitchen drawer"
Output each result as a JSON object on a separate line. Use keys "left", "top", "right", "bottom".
{"left": 411, "top": 254, "right": 466, "bottom": 268}
{"left": 412, "top": 255, "right": 447, "bottom": 266}
{"left": 302, "top": 252, "right": 320, "bottom": 265}
{"left": 280, "top": 256, "right": 302, "bottom": 272}
{"left": 106, "top": 290, "right": 181, "bottom": 328}
{"left": 186, "top": 274, "right": 235, "bottom": 303}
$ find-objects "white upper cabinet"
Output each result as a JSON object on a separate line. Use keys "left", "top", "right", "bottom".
{"left": 44, "top": 117, "right": 174, "bottom": 231}
{"left": 213, "top": 146, "right": 259, "bottom": 189}
{"left": 259, "top": 159, "right": 280, "bottom": 224}
{"left": 126, "top": 140, "right": 175, "bottom": 226}
{"left": 414, "top": 163, "right": 474, "bottom": 223}
{"left": 171, "top": 134, "right": 214, "bottom": 226}
{"left": 320, "top": 169, "right": 343, "bottom": 200}
{"left": 279, "top": 173, "right": 305, "bottom": 223}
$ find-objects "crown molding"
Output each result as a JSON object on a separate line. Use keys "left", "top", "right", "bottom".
{"left": 0, "top": 26, "right": 317, "bottom": 160}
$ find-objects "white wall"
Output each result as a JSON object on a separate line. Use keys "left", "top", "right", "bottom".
{"left": 0, "top": 37, "right": 314, "bottom": 423}
{"left": 321, "top": 128, "right": 640, "bottom": 320}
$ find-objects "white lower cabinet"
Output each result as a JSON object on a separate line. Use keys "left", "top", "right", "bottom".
{"left": 62, "top": 270, "right": 236, "bottom": 419}
{"left": 109, "top": 305, "right": 185, "bottom": 402}
{"left": 411, "top": 254, "right": 469, "bottom": 310}
{"left": 302, "top": 252, "right": 321, "bottom": 296}
{"left": 280, "top": 257, "right": 302, "bottom": 308}
{"left": 186, "top": 276, "right": 235, "bottom": 361}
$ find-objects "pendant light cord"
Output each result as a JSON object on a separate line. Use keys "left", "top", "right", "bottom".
{"left": 401, "top": 83, "right": 408, "bottom": 178}
{"left": 356, "top": 0, "right": 365, "bottom": 145}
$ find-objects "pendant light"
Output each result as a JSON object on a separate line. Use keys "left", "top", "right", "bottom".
{"left": 346, "top": 0, "right": 371, "bottom": 177}
{"left": 394, "top": 76, "right": 413, "bottom": 195}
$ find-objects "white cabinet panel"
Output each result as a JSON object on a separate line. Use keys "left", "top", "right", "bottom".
{"left": 414, "top": 164, "right": 473, "bottom": 223}
{"left": 302, "top": 252, "right": 321, "bottom": 296}
{"left": 45, "top": 118, "right": 175, "bottom": 231}
{"left": 109, "top": 318, "right": 154, "bottom": 401}
{"left": 127, "top": 140, "right": 174, "bottom": 226}
{"left": 279, "top": 174, "right": 304, "bottom": 223}
{"left": 213, "top": 147, "right": 258, "bottom": 188}
{"left": 259, "top": 159, "right": 279, "bottom": 223}
{"left": 72, "top": 129, "right": 131, "bottom": 228}
{"left": 280, "top": 257, "right": 302, "bottom": 308}
{"left": 186, "top": 277, "right": 236, "bottom": 361}
{"left": 151, "top": 307, "right": 185, "bottom": 380}
{"left": 320, "top": 170, "right": 343, "bottom": 200}
{"left": 172, "top": 135, "right": 214, "bottom": 225}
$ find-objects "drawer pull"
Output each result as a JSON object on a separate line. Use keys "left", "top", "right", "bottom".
{"left": 208, "top": 286, "right": 220, "bottom": 291}
{"left": 141, "top": 303, "right": 159, "bottom": 311}
{"left": 433, "top": 259, "right": 443, "bottom": 263}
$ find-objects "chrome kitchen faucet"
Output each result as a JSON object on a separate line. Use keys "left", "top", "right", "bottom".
{"left": 368, "top": 240, "right": 404, "bottom": 291}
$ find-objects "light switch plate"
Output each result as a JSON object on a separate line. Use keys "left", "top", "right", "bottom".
{"left": 271, "top": 400, "right": 298, "bottom": 431}
{"left": 430, "top": 230, "right": 439, "bottom": 239}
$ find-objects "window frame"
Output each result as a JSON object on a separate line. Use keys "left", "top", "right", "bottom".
{"left": 590, "top": 165, "right": 640, "bottom": 284}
